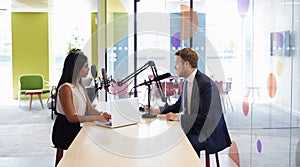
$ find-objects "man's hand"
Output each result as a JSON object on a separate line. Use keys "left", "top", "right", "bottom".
{"left": 166, "top": 112, "right": 179, "bottom": 121}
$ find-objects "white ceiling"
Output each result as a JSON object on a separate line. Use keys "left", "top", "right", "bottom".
{"left": 0, "top": 0, "right": 98, "bottom": 12}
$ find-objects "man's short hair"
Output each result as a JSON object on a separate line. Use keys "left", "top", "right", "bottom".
{"left": 175, "top": 48, "right": 199, "bottom": 68}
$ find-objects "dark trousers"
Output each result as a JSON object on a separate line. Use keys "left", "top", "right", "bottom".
{"left": 187, "top": 134, "right": 205, "bottom": 157}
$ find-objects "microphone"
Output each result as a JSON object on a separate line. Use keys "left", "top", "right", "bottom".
{"left": 91, "top": 65, "right": 98, "bottom": 90}
{"left": 134, "top": 73, "right": 171, "bottom": 88}
{"left": 91, "top": 64, "right": 102, "bottom": 93}
{"left": 101, "top": 68, "right": 109, "bottom": 92}
{"left": 91, "top": 64, "right": 97, "bottom": 78}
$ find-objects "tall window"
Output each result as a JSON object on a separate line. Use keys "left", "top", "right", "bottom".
{"left": 49, "top": 1, "right": 93, "bottom": 85}
{"left": 0, "top": 11, "right": 12, "bottom": 104}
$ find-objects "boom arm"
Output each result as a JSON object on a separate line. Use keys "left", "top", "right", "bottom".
{"left": 116, "top": 61, "right": 167, "bottom": 102}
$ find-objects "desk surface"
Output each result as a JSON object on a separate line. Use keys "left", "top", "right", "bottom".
{"left": 58, "top": 116, "right": 203, "bottom": 167}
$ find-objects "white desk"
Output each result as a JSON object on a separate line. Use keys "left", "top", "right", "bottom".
{"left": 58, "top": 116, "right": 203, "bottom": 167}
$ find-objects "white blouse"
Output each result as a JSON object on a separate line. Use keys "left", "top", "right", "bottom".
{"left": 56, "top": 83, "right": 87, "bottom": 116}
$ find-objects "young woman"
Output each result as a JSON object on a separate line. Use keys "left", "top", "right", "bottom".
{"left": 52, "top": 49, "right": 110, "bottom": 149}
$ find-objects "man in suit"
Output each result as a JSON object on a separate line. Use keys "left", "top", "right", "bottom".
{"left": 152, "top": 48, "right": 231, "bottom": 156}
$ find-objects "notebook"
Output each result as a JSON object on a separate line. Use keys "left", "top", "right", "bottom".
{"left": 95, "top": 97, "right": 140, "bottom": 128}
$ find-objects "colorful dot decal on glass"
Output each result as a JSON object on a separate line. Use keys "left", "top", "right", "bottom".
{"left": 277, "top": 61, "right": 283, "bottom": 76}
{"left": 257, "top": 139, "right": 262, "bottom": 153}
{"left": 267, "top": 73, "right": 277, "bottom": 98}
{"left": 242, "top": 96, "right": 249, "bottom": 116}
{"left": 180, "top": 5, "right": 198, "bottom": 40}
{"left": 237, "top": 0, "right": 250, "bottom": 18}
{"left": 229, "top": 141, "right": 240, "bottom": 166}
{"left": 254, "top": 132, "right": 257, "bottom": 139}
{"left": 171, "top": 32, "right": 181, "bottom": 49}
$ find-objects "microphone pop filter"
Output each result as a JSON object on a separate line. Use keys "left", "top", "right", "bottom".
{"left": 101, "top": 68, "right": 109, "bottom": 92}
{"left": 91, "top": 64, "right": 97, "bottom": 78}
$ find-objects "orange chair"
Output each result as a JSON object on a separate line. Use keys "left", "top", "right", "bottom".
{"left": 162, "top": 81, "right": 176, "bottom": 97}
{"left": 110, "top": 81, "right": 129, "bottom": 98}
{"left": 175, "top": 79, "right": 183, "bottom": 95}
{"left": 214, "top": 79, "right": 234, "bottom": 113}
{"left": 152, "top": 81, "right": 176, "bottom": 101}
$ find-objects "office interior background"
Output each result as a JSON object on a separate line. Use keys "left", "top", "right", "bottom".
{"left": 0, "top": 0, "right": 299, "bottom": 166}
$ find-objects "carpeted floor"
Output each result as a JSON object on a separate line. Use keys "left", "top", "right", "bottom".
{"left": 0, "top": 99, "right": 55, "bottom": 162}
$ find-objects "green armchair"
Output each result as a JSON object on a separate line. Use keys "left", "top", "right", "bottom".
{"left": 18, "top": 74, "right": 50, "bottom": 110}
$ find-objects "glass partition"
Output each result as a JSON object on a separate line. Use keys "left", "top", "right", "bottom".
{"left": 102, "top": 0, "right": 300, "bottom": 166}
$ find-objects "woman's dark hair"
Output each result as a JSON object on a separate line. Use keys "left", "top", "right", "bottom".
{"left": 55, "top": 49, "right": 87, "bottom": 104}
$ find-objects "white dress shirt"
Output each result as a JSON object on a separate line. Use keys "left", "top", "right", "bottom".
{"left": 185, "top": 69, "right": 197, "bottom": 115}
{"left": 179, "top": 69, "right": 197, "bottom": 118}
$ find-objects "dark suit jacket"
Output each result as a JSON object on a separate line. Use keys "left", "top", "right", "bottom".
{"left": 161, "top": 70, "right": 231, "bottom": 154}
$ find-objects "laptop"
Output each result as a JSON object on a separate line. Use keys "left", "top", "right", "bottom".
{"left": 95, "top": 97, "right": 140, "bottom": 128}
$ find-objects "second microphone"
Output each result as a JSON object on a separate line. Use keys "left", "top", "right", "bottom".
{"left": 134, "top": 73, "right": 171, "bottom": 88}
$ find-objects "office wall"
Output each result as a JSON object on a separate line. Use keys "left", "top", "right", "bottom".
{"left": 12, "top": 12, "right": 49, "bottom": 99}
{"left": 101, "top": 0, "right": 300, "bottom": 166}
{"left": 11, "top": 11, "right": 99, "bottom": 99}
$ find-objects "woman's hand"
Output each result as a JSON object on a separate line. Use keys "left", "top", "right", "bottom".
{"left": 95, "top": 112, "right": 111, "bottom": 122}
{"left": 102, "top": 112, "right": 111, "bottom": 121}
{"left": 95, "top": 114, "right": 108, "bottom": 122}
